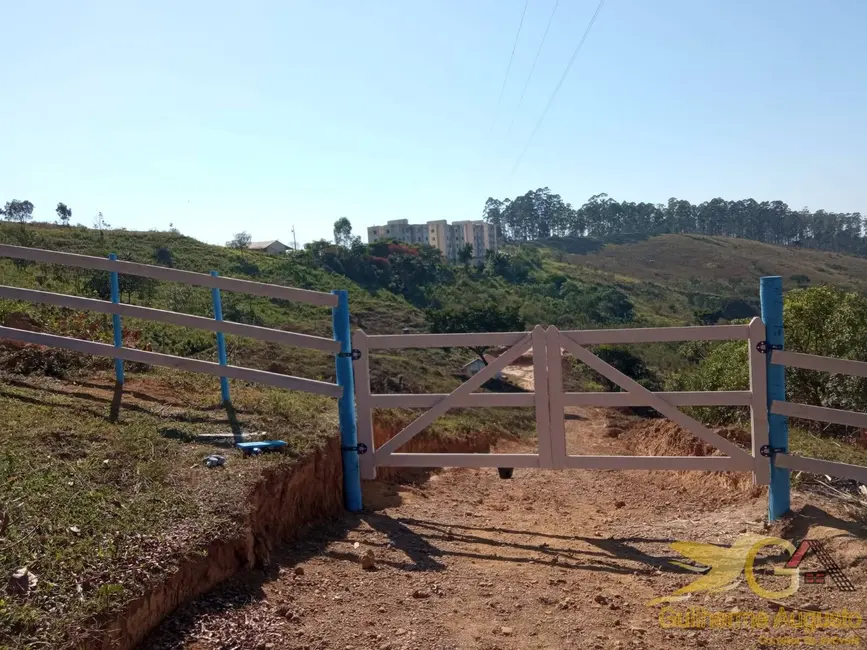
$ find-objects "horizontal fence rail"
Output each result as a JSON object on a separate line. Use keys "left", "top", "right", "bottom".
{"left": 366, "top": 331, "right": 529, "bottom": 350}
{"left": 369, "top": 393, "right": 535, "bottom": 408}
{"left": 560, "top": 324, "right": 750, "bottom": 345}
{"left": 562, "top": 390, "right": 753, "bottom": 407}
{"left": 771, "top": 349, "right": 867, "bottom": 379}
{"left": 0, "top": 326, "right": 343, "bottom": 398}
{"left": 775, "top": 453, "right": 867, "bottom": 484}
{"left": 771, "top": 400, "right": 867, "bottom": 430}
{"left": 0, "top": 244, "right": 338, "bottom": 307}
{"left": 0, "top": 285, "right": 340, "bottom": 353}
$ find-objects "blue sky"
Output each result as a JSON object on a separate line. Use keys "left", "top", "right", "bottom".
{"left": 2, "top": 0, "right": 865, "bottom": 247}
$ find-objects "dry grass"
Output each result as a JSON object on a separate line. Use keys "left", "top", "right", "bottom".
{"left": 0, "top": 368, "right": 337, "bottom": 648}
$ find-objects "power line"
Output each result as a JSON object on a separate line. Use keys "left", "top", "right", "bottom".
{"left": 506, "top": 0, "right": 561, "bottom": 137}
{"left": 509, "top": 0, "right": 605, "bottom": 176}
{"left": 489, "top": 0, "right": 530, "bottom": 135}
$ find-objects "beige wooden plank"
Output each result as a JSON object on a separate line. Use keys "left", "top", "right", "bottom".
{"left": 772, "top": 349, "right": 867, "bottom": 379}
{"left": 775, "top": 453, "right": 867, "bottom": 484}
{"left": 562, "top": 391, "right": 753, "bottom": 407}
{"left": 560, "top": 324, "right": 749, "bottom": 345}
{"left": 532, "top": 326, "right": 553, "bottom": 468}
{"left": 0, "top": 326, "right": 342, "bottom": 397}
{"left": 376, "top": 453, "right": 540, "bottom": 469}
{"left": 563, "top": 455, "right": 747, "bottom": 471}
{"left": 560, "top": 335, "right": 753, "bottom": 468}
{"left": 375, "top": 335, "right": 532, "bottom": 457}
{"left": 369, "top": 393, "right": 535, "bottom": 408}
{"left": 546, "top": 326, "right": 568, "bottom": 469}
{"left": 366, "top": 331, "right": 529, "bottom": 349}
{"left": 0, "top": 244, "right": 337, "bottom": 306}
{"left": 0, "top": 285, "right": 339, "bottom": 352}
{"left": 748, "top": 318, "right": 770, "bottom": 485}
{"left": 771, "top": 400, "right": 867, "bottom": 429}
{"left": 353, "top": 330, "right": 377, "bottom": 480}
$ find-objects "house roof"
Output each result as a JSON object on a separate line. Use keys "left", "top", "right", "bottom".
{"left": 248, "top": 240, "right": 287, "bottom": 250}
{"left": 461, "top": 354, "right": 497, "bottom": 369}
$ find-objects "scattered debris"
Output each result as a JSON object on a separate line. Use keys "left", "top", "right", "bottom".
{"left": 412, "top": 589, "right": 430, "bottom": 599}
{"left": 68, "top": 525, "right": 81, "bottom": 535}
{"left": 361, "top": 550, "right": 376, "bottom": 570}
{"left": 8, "top": 567, "right": 38, "bottom": 597}
{"left": 204, "top": 455, "right": 226, "bottom": 468}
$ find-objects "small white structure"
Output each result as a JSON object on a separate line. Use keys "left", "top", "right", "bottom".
{"left": 248, "top": 240, "right": 289, "bottom": 255}
{"left": 462, "top": 354, "right": 502, "bottom": 379}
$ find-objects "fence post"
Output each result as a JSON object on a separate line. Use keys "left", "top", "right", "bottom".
{"left": 210, "top": 271, "right": 231, "bottom": 404}
{"left": 108, "top": 253, "right": 124, "bottom": 385}
{"left": 332, "top": 289, "right": 362, "bottom": 512}
{"left": 760, "top": 276, "right": 790, "bottom": 520}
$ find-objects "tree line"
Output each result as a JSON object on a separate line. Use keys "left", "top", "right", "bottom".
{"left": 483, "top": 189, "right": 866, "bottom": 256}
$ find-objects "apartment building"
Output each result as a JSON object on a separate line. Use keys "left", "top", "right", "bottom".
{"left": 367, "top": 219, "right": 497, "bottom": 262}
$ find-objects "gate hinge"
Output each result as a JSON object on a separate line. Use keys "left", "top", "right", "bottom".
{"left": 756, "top": 341, "right": 783, "bottom": 354}
{"left": 760, "top": 445, "right": 787, "bottom": 457}
{"left": 337, "top": 349, "right": 362, "bottom": 361}
{"left": 342, "top": 443, "right": 368, "bottom": 455}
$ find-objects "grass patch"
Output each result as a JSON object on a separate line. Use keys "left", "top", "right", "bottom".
{"left": 0, "top": 368, "right": 337, "bottom": 647}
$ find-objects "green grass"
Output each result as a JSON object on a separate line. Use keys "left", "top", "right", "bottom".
{"left": 789, "top": 428, "right": 867, "bottom": 467}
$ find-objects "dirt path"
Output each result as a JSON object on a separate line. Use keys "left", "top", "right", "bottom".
{"left": 145, "top": 373, "right": 867, "bottom": 650}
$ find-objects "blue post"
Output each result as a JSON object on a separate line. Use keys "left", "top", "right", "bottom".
{"left": 108, "top": 253, "right": 124, "bottom": 385}
{"left": 761, "top": 276, "right": 790, "bottom": 520}
{"left": 210, "top": 271, "right": 231, "bottom": 404}
{"left": 332, "top": 289, "right": 362, "bottom": 512}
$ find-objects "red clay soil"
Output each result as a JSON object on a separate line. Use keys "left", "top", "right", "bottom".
{"left": 142, "top": 408, "right": 867, "bottom": 650}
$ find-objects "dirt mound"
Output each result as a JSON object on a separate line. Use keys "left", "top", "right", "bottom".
{"left": 621, "top": 419, "right": 763, "bottom": 500}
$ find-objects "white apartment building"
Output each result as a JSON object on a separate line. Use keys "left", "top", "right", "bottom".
{"left": 367, "top": 219, "right": 497, "bottom": 262}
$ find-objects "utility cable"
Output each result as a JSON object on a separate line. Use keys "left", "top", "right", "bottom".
{"left": 509, "top": 0, "right": 605, "bottom": 176}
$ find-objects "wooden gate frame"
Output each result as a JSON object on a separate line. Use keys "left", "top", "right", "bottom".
{"left": 354, "top": 325, "right": 554, "bottom": 480}
{"left": 546, "top": 321, "right": 768, "bottom": 482}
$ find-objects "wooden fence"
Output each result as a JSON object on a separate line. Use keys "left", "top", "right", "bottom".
{"left": 0, "top": 244, "right": 342, "bottom": 397}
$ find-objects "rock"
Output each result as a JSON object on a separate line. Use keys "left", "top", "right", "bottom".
{"left": 614, "top": 500, "right": 626, "bottom": 509}
{"left": 500, "top": 626, "right": 513, "bottom": 636}
{"left": 412, "top": 589, "right": 430, "bottom": 599}
{"left": 361, "top": 550, "right": 376, "bottom": 570}
{"left": 594, "top": 594, "right": 608, "bottom": 605}
{"left": 8, "top": 568, "right": 37, "bottom": 597}
{"left": 294, "top": 566, "right": 305, "bottom": 576}
{"left": 69, "top": 525, "right": 81, "bottom": 535}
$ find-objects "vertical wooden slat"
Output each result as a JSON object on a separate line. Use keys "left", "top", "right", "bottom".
{"left": 546, "top": 326, "right": 567, "bottom": 468}
{"left": 532, "top": 325, "right": 553, "bottom": 468}
{"left": 353, "top": 329, "right": 376, "bottom": 481}
{"left": 749, "top": 318, "right": 771, "bottom": 485}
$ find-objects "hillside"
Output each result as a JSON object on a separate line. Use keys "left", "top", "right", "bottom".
{"left": 3, "top": 223, "right": 867, "bottom": 646}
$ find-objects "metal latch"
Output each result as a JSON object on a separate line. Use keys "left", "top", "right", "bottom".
{"left": 337, "top": 349, "right": 362, "bottom": 361}
{"left": 342, "top": 443, "right": 368, "bottom": 455}
{"left": 760, "top": 445, "right": 786, "bottom": 457}
{"left": 756, "top": 341, "right": 783, "bottom": 354}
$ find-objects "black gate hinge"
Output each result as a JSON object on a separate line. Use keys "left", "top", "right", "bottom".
{"left": 337, "top": 349, "right": 362, "bottom": 361}
{"left": 760, "top": 445, "right": 787, "bottom": 457}
{"left": 341, "top": 443, "right": 368, "bottom": 455}
{"left": 756, "top": 341, "right": 783, "bottom": 354}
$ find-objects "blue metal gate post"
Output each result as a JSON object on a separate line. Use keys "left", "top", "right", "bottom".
{"left": 332, "top": 289, "right": 362, "bottom": 512}
{"left": 108, "top": 253, "right": 124, "bottom": 385}
{"left": 210, "top": 271, "right": 231, "bottom": 404}
{"left": 760, "top": 276, "right": 790, "bottom": 520}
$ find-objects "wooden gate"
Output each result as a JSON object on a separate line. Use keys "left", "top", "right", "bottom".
{"left": 546, "top": 322, "right": 766, "bottom": 482}
{"left": 354, "top": 321, "right": 772, "bottom": 484}
{"left": 353, "top": 326, "right": 553, "bottom": 480}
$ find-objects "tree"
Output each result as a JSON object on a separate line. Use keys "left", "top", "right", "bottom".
{"left": 1, "top": 199, "right": 34, "bottom": 224}
{"left": 425, "top": 301, "right": 524, "bottom": 365}
{"left": 93, "top": 211, "right": 110, "bottom": 231}
{"left": 333, "top": 217, "right": 353, "bottom": 247}
{"left": 227, "top": 231, "right": 251, "bottom": 249}
{"left": 55, "top": 202, "right": 72, "bottom": 226}
{"left": 457, "top": 243, "right": 474, "bottom": 268}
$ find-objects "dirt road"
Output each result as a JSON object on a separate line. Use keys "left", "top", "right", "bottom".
{"left": 146, "top": 374, "right": 867, "bottom": 650}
